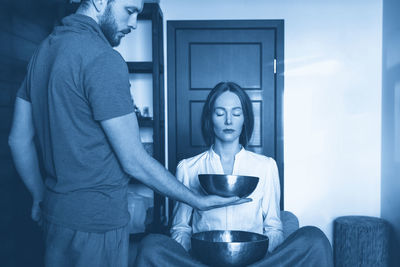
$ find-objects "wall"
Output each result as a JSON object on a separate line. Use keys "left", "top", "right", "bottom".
{"left": 160, "top": 0, "right": 383, "bottom": 243}
{"left": 381, "top": 0, "right": 400, "bottom": 265}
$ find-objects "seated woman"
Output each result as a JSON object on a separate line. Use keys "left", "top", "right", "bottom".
{"left": 135, "top": 82, "right": 333, "bottom": 267}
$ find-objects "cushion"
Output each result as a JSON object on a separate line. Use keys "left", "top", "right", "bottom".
{"left": 280, "top": 210, "right": 299, "bottom": 239}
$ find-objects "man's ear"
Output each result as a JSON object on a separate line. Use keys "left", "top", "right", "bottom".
{"left": 92, "top": 0, "right": 107, "bottom": 13}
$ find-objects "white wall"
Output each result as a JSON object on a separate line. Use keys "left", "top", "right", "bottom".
{"left": 160, "top": 0, "right": 382, "bottom": 243}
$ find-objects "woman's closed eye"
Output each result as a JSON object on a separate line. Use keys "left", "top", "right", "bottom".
{"left": 214, "top": 108, "right": 225, "bottom": 116}
{"left": 232, "top": 108, "right": 243, "bottom": 116}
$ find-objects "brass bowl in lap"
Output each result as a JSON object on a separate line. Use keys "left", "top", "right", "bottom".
{"left": 191, "top": 230, "right": 269, "bottom": 266}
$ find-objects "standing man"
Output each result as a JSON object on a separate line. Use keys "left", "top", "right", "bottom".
{"left": 8, "top": 0, "right": 248, "bottom": 266}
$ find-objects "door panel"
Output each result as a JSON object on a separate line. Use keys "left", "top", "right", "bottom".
{"left": 168, "top": 20, "right": 284, "bottom": 209}
{"left": 190, "top": 43, "right": 261, "bottom": 89}
{"left": 176, "top": 27, "right": 275, "bottom": 159}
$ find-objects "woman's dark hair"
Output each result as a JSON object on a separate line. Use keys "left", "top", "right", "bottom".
{"left": 201, "top": 82, "right": 254, "bottom": 147}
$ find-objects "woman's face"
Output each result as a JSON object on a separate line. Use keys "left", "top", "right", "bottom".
{"left": 212, "top": 91, "right": 244, "bottom": 144}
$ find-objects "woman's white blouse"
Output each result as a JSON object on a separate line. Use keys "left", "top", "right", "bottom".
{"left": 170, "top": 147, "right": 284, "bottom": 252}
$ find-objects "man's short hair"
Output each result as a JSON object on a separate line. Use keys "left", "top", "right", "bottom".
{"left": 79, "top": 0, "right": 116, "bottom": 10}
{"left": 201, "top": 82, "right": 254, "bottom": 147}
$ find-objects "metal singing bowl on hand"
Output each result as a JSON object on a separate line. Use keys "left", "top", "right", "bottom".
{"left": 198, "top": 174, "right": 259, "bottom": 198}
{"left": 191, "top": 230, "right": 269, "bottom": 267}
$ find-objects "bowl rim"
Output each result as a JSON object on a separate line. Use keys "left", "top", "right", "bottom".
{"left": 191, "top": 230, "right": 269, "bottom": 244}
{"left": 198, "top": 174, "right": 260, "bottom": 181}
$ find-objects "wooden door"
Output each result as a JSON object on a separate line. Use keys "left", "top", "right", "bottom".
{"left": 167, "top": 20, "right": 284, "bottom": 208}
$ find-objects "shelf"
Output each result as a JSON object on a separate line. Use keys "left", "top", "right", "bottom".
{"left": 138, "top": 117, "right": 153, "bottom": 127}
{"left": 127, "top": 62, "right": 153, "bottom": 73}
{"left": 126, "top": 61, "right": 164, "bottom": 74}
{"left": 126, "top": 61, "right": 164, "bottom": 73}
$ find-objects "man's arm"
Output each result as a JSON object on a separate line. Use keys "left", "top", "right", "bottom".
{"left": 101, "top": 112, "right": 250, "bottom": 210}
{"left": 8, "top": 97, "right": 44, "bottom": 224}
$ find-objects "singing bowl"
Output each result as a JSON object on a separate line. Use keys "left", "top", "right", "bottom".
{"left": 191, "top": 230, "right": 269, "bottom": 267}
{"left": 198, "top": 174, "right": 259, "bottom": 198}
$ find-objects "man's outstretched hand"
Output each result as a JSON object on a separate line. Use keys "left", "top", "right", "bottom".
{"left": 195, "top": 195, "right": 252, "bottom": 211}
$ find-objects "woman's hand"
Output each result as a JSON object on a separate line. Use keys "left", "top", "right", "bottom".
{"left": 195, "top": 195, "right": 252, "bottom": 211}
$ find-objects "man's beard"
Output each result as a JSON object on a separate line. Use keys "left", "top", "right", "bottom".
{"left": 99, "top": 4, "right": 121, "bottom": 47}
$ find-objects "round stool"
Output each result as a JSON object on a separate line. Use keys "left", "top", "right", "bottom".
{"left": 334, "top": 216, "right": 389, "bottom": 267}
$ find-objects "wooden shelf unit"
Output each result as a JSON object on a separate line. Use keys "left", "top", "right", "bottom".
{"left": 126, "top": 3, "right": 165, "bottom": 233}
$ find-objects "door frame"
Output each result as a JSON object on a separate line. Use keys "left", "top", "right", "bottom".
{"left": 167, "top": 20, "right": 285, "bottom": 209}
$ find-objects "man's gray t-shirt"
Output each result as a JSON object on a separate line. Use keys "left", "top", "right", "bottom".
{"left": 17, "top": 14, "right": 134, "bottom": 232}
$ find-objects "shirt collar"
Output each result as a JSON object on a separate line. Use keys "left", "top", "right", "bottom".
{"left": 209, "top": 145, "right": 246, "bottom": 160}
{"left": 59, "top": 14, "right": 110, "bottom": 46}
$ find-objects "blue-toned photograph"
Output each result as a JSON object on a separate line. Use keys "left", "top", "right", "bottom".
{"left": 0, "top": 0, "right": 399, "bottom": 266}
